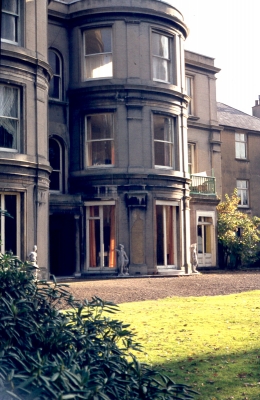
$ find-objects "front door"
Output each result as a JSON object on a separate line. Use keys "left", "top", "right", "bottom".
{"left": 197, "top": 216, "right": 213, "bottom": 266}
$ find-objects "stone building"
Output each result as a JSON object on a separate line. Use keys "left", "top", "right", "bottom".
{"left": 48, "top": 0, "right": 191, "bottom": 277}
{"left": 186, "top": 51, "right": 221, "bottom": 268}
{"left": 218, "top": 102, "right": 260, "bottom": 217}
{"left": 0, "top": 0, "right": 223, "bottom": 277}
{"left": 0, "top": 0, "right": 51, "bottom": 278}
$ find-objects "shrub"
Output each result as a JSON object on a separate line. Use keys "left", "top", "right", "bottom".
{"left": 0, "top": 253, "right": 197, "bottom": 400}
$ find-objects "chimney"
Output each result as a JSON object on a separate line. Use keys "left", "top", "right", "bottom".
{"left": 252, "top": 97, "right": 260, "bottom": 118}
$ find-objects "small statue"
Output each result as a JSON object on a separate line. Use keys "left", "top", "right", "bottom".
{"left": 116, "top": 244, "right": 129, "bottom": 276}
{"left": 28, "top": 245, "right": 39, "bottom": 277}
{"left": 191, "top": 243, "right": 199, "bottom": 274}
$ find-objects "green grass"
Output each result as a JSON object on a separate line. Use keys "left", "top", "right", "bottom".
{"left": 117, "top": 291, "right": 260, "bottom": 400}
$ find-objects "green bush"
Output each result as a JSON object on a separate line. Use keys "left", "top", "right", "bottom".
{"left": 0, "top": 253, "right": 197, "bottom": 399}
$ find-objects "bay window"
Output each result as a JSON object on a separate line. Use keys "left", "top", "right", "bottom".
{"left": 152, "top": 32, "right": 170, "bottom": 82}
{"left": 86, "top": 203, "right": 116, "bottom": 269}
{"left": 85, "top": 113, "right": 114, "bottom": 167}
{"left": 1, "top": 0, "right": 19, "bottom": 44}
{"left": 84, "top": 28, "right": 113, "bottom": 79}
{"left": 153, "top": 114, "right": 175, "bottom": 168}
{"left": 0, "top": 84, "right": 19, "bottom": 151}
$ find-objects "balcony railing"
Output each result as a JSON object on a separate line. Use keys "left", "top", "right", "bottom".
{"left": 190, "top": 174, "right": 216, "bottom": 195}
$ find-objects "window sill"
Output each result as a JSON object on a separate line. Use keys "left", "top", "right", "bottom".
{"left": 49, "top": 99, "right": 68, "bottom": 106}
{"left": 235, "top": 158, "right": 249, "bottom": 162}
{"left": 187, "top": 115, "right": 200, "bottom": 121}
{"left": 0, "top": 148, "right": 18, "bottom": 153}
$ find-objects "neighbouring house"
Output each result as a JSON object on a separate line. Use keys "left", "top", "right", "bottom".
{"left": 218, "top": 102, "right": 260, "bottom": 218}
{"left": 186, "top": 51, "right": 221, "bottom": 268}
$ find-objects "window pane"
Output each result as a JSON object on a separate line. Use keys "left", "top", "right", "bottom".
{"left": 50, "top": 171, "right": 60, "bottom": 191}
{"left": 48, "top": 51, "right": 60, "bottom": 75}
{"left": 153, "top": 58, "right": 168, "bottom": 81}
{"left": 3, "top": 0, "right": 18, "bottom": 13}
{"left": 49, "top": 139, "right": 61, "bottom": 170}
{"left": 85, "top": 28, "right": 112, "bottom": 55}
{"left": 156, "top": 205, "right": 164, "bottom": 265}
{"left": 88, "top": 114, "right": 113, "bottom": 140}
{"left": 0, "top": 119, "right": 18, "bottom": 149}
{"left": 155, "top": 141, "right": 172, "bottom": 166}
{"left": 4, "top": 195, "right": 17, "bottom": 255}
{"left": 88, "top": 140, "right": 113, "bottom": 166}
{"left": 85, "top": 54, "right": 112, "bottom": 79}
{"left": 49, "top": 76, "right": 60, "bottom": 99}
{"left": 152, "top": 33, "right": 169, "bottom": 58}
{"left": 89, "top": 219, "right": 100, "bottom": 267}
{"left": 2, "top": 14, "right": 17, "bottom": 42}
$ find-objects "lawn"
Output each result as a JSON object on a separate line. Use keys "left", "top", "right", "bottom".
{"left": 118, "top": 291, "right": 260, "bottom": 400}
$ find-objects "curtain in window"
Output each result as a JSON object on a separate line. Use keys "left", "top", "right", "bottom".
{"left": 0, "top": 86, "right": 18, "bottom": 149}
{"left": 109, "top": 206, "right": 116, "bottom": 267}
{"left": 89, "top": 207, "right": 97, "bottom": 267}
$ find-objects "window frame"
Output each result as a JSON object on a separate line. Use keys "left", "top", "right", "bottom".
{"left": 186, "top": 75, "right": 194, "bottom": 115}
{"left": 49, "top": 137, "right": 63, "bottom": 193}
{"left": 0, "top": 192, "right": 20, "bottom": 257}
{"left": 237, "top": 179, "right": 249, "bottom": 208}
{"left": 83, "top": 27, "right": 113, "bottom": 81}
{"left": 0, "top": 83, "right": 20, "bottom": 153}
{"left": 85, "top": 112, "right": 115, "bottom": 168}
{"left": 151, "top": 30, "right": 172, "bottom": 84}
{"left": 48, "top": 49, "right": 63, "bottom": 101}
{"left": 1, "top": 0, "right": 20, "bottom": 45}
{"left": 235, "top": 132, "right": 247, "bottom": 159}
{"left": 153, "top": 113, "right": 176, "bottom": 169}
{"left": 156, "top": 200, "right": 178, "bottom": 268}
{"left": 85, "top": 201, "right": 116, "bottom": 271}
{"left": 188, "top": 142, "right": 195, "bottom": 174}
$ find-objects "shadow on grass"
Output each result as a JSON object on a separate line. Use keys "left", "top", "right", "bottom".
{"left": 152, "top": 348, "right": 260, "bottom": 399}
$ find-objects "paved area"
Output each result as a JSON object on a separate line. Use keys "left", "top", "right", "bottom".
{"left": 60, "top": 271, "right": 260, "bottom": 306}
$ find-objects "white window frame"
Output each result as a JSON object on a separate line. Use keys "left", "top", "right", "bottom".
{"left": 49, "top": 138, "right": 63, "bottom": 193}
{"left": 85, "top": 113, "right": 114, "bottom": 168}
{"left": 48, "top": 50, "right": 63, "bottom": 101}
{"left": 0, "top": 84, "right": 20, "bottom": 152}
{"left": 237, "top": 180, "right": 249, "bottom": 207}
{"left": 1, "top": 0, "right": 20, "bottom": 45}
{"left": 153, "top": 113, "right": 175, "bottom": 169}
{"left": 156, "top": 200, "right": 178, "bottom": 268}
{"left": 152, "top": 31, "right": 171, "bottom": 83}
{"left": 85, "top": 201, "right": 116, "bottom": 271}
{"left": 186, "top": 76, "right": 194, "bottom": 115}
{"left": 0, "top": 192, "right": 20, "bottom": 257}
{"left": 83, "top": 27, "right": 113, "bottom": 80}
{"left": 188, "top": 143, "right": 195, "bottom": 174}
{"left": 235, "top": 133, "right": 247, "bottom": 159}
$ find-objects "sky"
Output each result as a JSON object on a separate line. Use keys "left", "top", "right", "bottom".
{"left": 166, "top": 0, "right": 260, "bottom": 115}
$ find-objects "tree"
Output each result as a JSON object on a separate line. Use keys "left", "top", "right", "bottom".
{"left": 0, "top": 252, "right": 197, "bottom": 400}
{"left": 217, "top": 190, "right": 260, "bottom": 268}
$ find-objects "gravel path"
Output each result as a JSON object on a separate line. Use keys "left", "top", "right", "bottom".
{"left": 61, "top": 271, "right": 260, "bottom": 305}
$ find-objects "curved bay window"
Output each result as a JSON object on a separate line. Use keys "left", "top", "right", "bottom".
{"left": 84, "top": 28, "right": 113, "bottom": 80}
{"left": 49, "top": 138, "right": 63, "bottom": 192}
{"left": 85, "top": 113, "right": 114, "bottom": 167}
{"left": 48, "top": 50, "right": 62, "bottom": 100}
{"left": 0, "top": 85, "right": 19, "bottom": 151}
{"left": 86, "top": 203, "right": 116, "bottom": 270}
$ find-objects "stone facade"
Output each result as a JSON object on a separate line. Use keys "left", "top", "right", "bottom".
{"left": 0, "top": 0, "right": 51, "bottom": 279}
{"left": 1, "top": 0, "right": 223, "bottom": 277}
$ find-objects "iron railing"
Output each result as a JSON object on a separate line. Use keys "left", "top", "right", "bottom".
{"left": 190, "top": 174, "right": 216, "bottom": 195}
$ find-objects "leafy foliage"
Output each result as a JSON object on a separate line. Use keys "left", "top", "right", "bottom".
{"left": 0, "top": 253, "right": 197, "bottom": 400}
{"left": 217, "top": 190, "right": 260, "bottom": 267}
